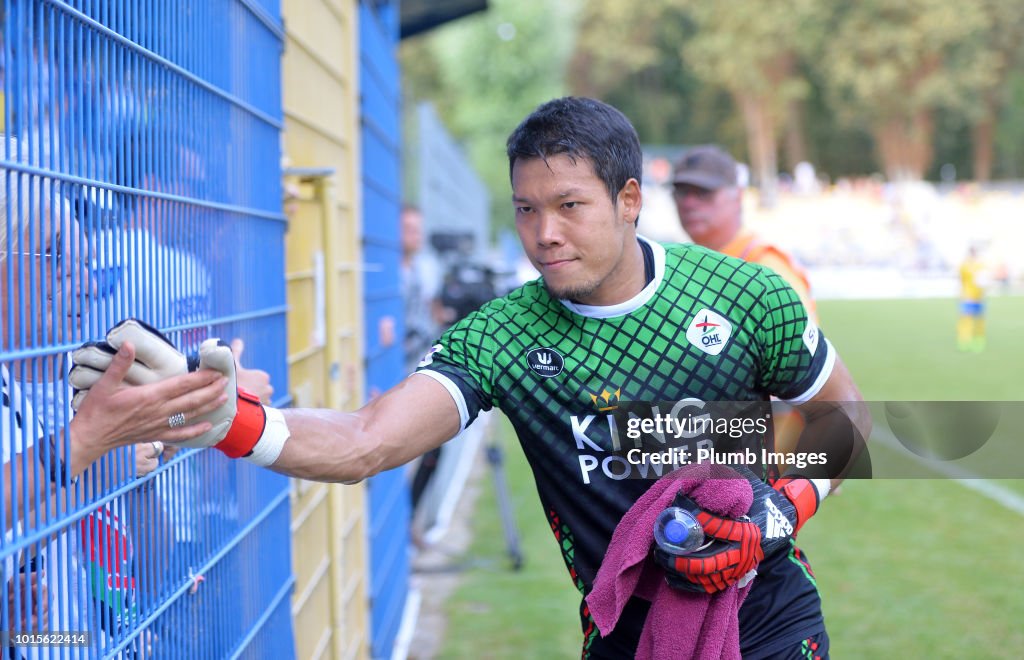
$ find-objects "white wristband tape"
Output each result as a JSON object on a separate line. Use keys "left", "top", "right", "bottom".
{"left": 243, "top": 406, "right": 290, "bottom": 467}
{"left": 810, "top": 478, "right": 832, "bottom": 502}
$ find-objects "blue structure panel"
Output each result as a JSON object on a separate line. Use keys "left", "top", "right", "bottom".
{"left": 0, "top": 1, "right": 291, "bottom": 657}
{"left": 359, "top": 1, "right": 409, "bottom": 658}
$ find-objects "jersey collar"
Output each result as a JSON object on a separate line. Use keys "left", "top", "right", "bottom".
{"left": 558, "top": 236, "right": 665, "bottom": 319}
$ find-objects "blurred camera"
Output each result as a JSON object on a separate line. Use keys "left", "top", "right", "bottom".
{"left": 430, "top": 231, "right": 505, "bottom": 324}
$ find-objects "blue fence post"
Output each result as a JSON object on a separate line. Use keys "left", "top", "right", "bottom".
{"left": 359, "top": 0, "right": 410, "bottom": 657}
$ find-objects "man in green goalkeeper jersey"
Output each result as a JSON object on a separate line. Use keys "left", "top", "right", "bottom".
{"left": 80, "top": 97, "right": 870, "bottom": 658}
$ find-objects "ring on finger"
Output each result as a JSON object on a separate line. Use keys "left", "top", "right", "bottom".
{"left": 167, "top": 412, "right": 187, "bottom": 429}
{"left": 150, "top": 441, "right": 163, "bottom": 459}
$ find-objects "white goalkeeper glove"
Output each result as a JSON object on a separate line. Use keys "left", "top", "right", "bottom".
{"left": 70, "top": 318, "right": 289, "bottom": 466}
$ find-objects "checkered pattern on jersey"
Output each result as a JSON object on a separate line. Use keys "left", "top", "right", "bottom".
{"left": 426, "top": 245, "right": 824, "bottom": 462}
{"left": 547, "top": 508, "right": 585, "bottom": 594}
{"left": 421, "top": 244, "right": 828, "bottom": 591}
{"left": 668, "top": 245, "right": 820, "bottom": 397}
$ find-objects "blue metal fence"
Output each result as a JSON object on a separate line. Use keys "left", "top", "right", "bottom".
{"left": 0, "top": 2, "right": 292, "bottom": 657}
{"left": 359, "top": 1, "right": 409, "bottom": 658}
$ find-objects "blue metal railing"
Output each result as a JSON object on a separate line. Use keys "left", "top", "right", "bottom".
{"left": 1, "top": 2, "right": 291, "bottom": 657}
{"left": 359, "top": 1, "right": 410, "bottom": 657}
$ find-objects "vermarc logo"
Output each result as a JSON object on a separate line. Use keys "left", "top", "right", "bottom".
{"left": 527, "top": 347, "right": 565, "bottom": 377}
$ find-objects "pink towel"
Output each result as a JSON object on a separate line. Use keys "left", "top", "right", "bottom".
{"left": 586, "top": 464, "right": 754, "bottom": 660}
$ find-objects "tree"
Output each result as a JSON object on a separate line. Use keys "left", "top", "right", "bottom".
{"left": 820, "top": 0, "right": 991, "bottom": 181}
{"left": 566, "top": 1, "right": 668, "bottom": 101}
{"left": 965, "top": 0, "right": 1024, "bottom": 181}
{"left": 399, "top": 0, "right": 574, "bottom": 231}
{"left": 566, "top": 0, "right": 742, "bottom": 151}
{"left": 673, "top": 0, "right": 829, "bottom": 207}
{"left": 993, "top": 71, "right": 1024, "bottom": 179}
{"left": 401, "top": 0, "right": 1024, "bottom": 192}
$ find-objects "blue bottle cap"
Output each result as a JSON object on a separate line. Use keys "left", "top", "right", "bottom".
{"left": 664, "top": 519, "right": 689, "bottom": 544}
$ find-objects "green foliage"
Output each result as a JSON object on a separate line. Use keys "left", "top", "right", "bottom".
{"left": 567, "top": 1, "right": 743, "bottom": 150}
{"left": 399, "top": 0, "right": 574, "bottom": 232}
{"left": 968, "top": 0, "right": 1024, "bottom": 117}
{"left": 927, "top": 107, "right": 974, "bottom": 180}
{"left": 816, "top": 0, "right": 1024, "bottom": 178}
{"left": 994, "top": 71, "right": 1024, "bottom": 178}
{"left": 820, "top": 0, "right": 992, "bottom": 125}
{"left": 668, "top": 0, "right": 834, "bottom": 200}
{"left": 401, "top": 0, "right": 1024, "bottom": 222}
{"left": 566, "top": 1, "right": 675, "bottom": 98}
{"left": 802, "top": 65, "right": 878, "bottom": 177}
{"left": 675, "top": 0, "right": 825, "bottom": 101}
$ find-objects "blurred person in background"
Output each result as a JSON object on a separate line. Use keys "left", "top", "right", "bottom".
{"left": 401, "top": 205, "right": 445, "bottom": 517}
{"left": 673, "top": 145, "right": 819, "bottom": 459}
{"left": 957, "top": 245, "right": 988, "bottom": 352}
{"left": 672, "top": 145, "right": 817, "bottom": 322}
{"left": 400, "top": 205, "right": 444, "bottom": 373}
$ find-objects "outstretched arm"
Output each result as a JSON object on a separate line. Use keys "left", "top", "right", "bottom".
{"left": 272, "top": 374, "right": 462, "bottom": 483}
{"left": 70, "top": 342, "right": 228, "bottom": 469}
{"left": 70, "top": 320, "right": 467, "bottom": 484}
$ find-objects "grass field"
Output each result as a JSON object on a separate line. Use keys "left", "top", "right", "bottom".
{"left": 817, "top": 297, "right": 1024, "bottom": 400}
{"left": 439, "top": 296, "right": 1024, "bottom": 659}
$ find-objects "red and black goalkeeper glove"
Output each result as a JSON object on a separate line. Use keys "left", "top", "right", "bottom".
{"left": 652, "top": 491, "right": 763, "bottom": 594}
{"left": 654, "top": 467, "right": 828, "bottom": 594}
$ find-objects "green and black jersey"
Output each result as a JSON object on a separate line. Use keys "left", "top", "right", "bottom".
{"left": 416, "top": 238, "right": 834, "bottom": 654}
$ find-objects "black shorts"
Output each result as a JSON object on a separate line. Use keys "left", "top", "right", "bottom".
{"left": 581, "top": 598, "right": 830, "bottom": 659}
{"left": 763, "top": 630, "right": 830, "bottom": 660}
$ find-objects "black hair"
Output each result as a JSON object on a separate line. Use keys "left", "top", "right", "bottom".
{"left": 506, "top": 97, "right": 642, "bottom": 205}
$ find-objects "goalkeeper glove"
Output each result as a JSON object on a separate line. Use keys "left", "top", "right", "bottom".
{"left": 70, "top": 318, "right": 288, "bottom": 466}
{"left": 654, "top": 466, "right": 830, "bottom": 594}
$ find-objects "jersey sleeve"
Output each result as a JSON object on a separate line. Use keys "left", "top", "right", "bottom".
{"left": 413, "top": 309, "right": 495, "bottom": 432}
{"left": 753, "top": 269, "right": 834, "bottom": 402}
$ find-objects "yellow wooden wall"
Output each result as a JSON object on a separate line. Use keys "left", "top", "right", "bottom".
{"left": 281, "top": 1, "right": 367, "bottom": 658}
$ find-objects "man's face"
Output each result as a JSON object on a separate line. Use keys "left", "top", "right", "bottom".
{"left": 1, "top": 199, "right": 89, "bottom": 346}
{"left": 401, "top": 208, "right": 424, "bottom": 256}
{"left": 512, "top": 154, "right": 640, "bottom": 305}
{"left": 673, "top": 183, "right": 742, "bottom": 250}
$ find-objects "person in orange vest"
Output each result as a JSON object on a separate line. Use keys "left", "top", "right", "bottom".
{"left": 672, "top": 145, "right": 817, "bottom": 459}
{"left": 671, "top": 145, "right": 817, "bottom": 323}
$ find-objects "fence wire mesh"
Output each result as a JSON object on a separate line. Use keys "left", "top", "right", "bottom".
{"left": 1, "top": 2, "right": 292, "bottom": 657}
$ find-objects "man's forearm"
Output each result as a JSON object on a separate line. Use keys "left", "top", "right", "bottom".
{"left": 796, "top": 399, "right": 872, "bottom": 490}
{"left": 268, "top": 409, "right": 384, "bottom": 483}
{"left": 792, "top": 357, "right": 872, "bottom": 490}
{"left": 265, "top": 379, "right": 463, "bottom": 483}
